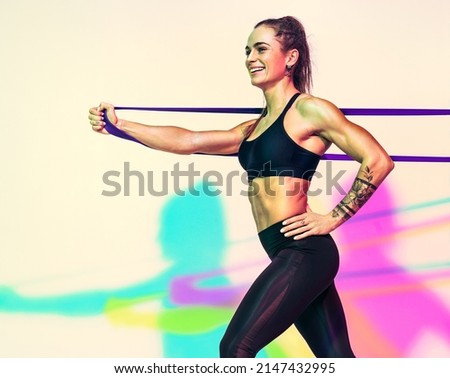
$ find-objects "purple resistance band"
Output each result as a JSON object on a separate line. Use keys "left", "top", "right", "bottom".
{"left": 103, "top": 115, "right": 147, "bottom": 147}
{"left": 113, "top": 106, "right": 450, "bottom": 117}
{"left": 102, "top": 107, "right": 450, "bottom": 163}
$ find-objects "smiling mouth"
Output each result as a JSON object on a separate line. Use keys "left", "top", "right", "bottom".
{"left": 249, "top": 67, "right": 265, "bottom": 74}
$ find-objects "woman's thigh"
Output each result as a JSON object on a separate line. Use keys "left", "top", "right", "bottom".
{"left": 220, "top": 236, "right": 339, "bottom": 357}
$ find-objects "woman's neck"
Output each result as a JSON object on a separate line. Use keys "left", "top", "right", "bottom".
{"left": 262, "top": 82, "right": 299, "bottom": 116}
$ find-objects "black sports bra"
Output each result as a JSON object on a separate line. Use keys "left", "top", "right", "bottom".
{"left": 238, "top": 93, "right": 321, "bottom": 182}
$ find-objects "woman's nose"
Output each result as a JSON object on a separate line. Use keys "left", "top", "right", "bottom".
{"left": 246, "top": 50, "right": 256, "bottom": 63}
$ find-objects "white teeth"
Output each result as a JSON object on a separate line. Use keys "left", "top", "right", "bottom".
{"left": 250, "top": 67, "right": 264, "bottom": 73}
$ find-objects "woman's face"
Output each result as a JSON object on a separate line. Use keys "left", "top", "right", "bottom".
{"left": 245, "top": 25, "right": 288, "bottom": 90}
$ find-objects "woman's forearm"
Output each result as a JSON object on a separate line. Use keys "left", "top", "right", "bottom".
{"left": 118, "top": 119, "right": 196, "bottom": 154}
{"left": 328, "top": 157, "right": 394, "bottom": 228}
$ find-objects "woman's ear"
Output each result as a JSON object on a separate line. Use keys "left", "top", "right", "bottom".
{"left": 286, "top": 49, "right": 299, "bottom": 67}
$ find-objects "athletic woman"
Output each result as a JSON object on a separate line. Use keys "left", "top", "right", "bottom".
{"left": 88, "top": 16, "right": 394, "bottom": 357}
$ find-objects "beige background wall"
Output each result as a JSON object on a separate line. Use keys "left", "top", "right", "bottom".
{"left": 0, "top": 0, "right": 449, "bottom": 357}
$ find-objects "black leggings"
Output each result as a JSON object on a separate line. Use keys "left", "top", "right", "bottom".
{"left": 220, "top": 220, "right": 355, "bottom": 358}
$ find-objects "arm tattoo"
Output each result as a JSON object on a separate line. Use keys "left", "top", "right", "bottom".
{"left": 331, "top": 166, "right": 378, "bottom": 221}
{"left": 331, "top": 204, "right": 352, "bottom": 220}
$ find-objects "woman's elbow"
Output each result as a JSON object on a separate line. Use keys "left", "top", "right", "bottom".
{"left": 365, "top": 152, "right": 394, "bottom": 176}
{"left": 376, "top": 154, "right": 395, "bottom": 177}
{"left": 169, "top": 133, "right": 198, "bottom": 155}
{"left": 384, "top": 154, "right": 395, "bottom": 174}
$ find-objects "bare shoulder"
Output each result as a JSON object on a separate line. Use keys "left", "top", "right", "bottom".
{"left": 295, "top": 94, "right": 346, "bottom": 131}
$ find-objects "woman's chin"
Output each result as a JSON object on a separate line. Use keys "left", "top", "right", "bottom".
{"left": 249, "top": 78, "right": 265, "bottom": 89}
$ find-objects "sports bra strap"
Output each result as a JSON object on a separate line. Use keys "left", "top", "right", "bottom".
{"left": 280, "top": 92, "right": 301, "bottom": 117}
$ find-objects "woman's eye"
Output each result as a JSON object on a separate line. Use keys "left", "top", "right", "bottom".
{"left": 245, "top": 47, "right": 267, "bottom": 56}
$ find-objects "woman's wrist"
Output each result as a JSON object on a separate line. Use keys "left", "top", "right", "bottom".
{"left": 116, "top": 119, "right": 125, "bottom": 130}
{"left": 327, "top": 210, "right": 346, "bottom": 231}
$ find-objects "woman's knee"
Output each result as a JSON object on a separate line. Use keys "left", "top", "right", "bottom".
{"left": 219, "top": 335, "right": 256, "bottom": 358}
{"left": 219, "top": 336, "right": 233, "bottom": 357}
